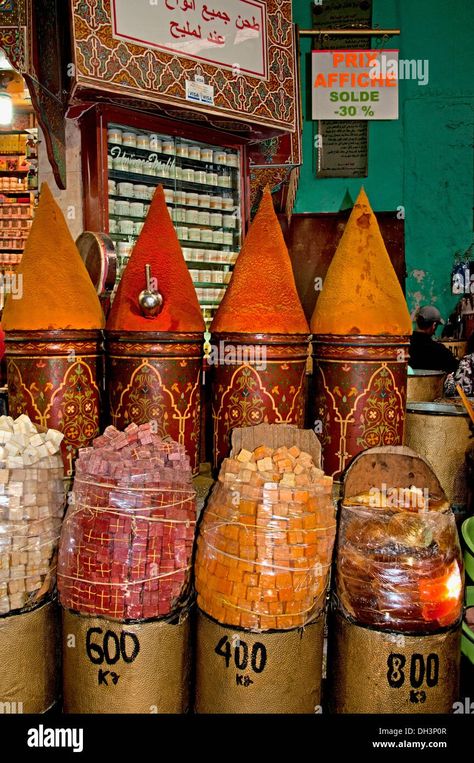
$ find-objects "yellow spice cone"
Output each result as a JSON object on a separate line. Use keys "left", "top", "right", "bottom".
{"left": 311, "top": 188, "right": 412, "bottom": 336}
{"left": 3, "top": 183, "right": 104, "bottom": 330}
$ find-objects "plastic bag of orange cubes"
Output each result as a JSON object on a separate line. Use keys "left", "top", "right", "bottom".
{"left": 195, "top": 443, "right": 337, "bottom": 631}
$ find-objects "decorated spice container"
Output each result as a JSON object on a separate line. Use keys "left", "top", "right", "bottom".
{"left": 3, "top": 183, "right": 105, "bottom": 476}
{"left": 210, "top": 187, "right": 310, "bottom": 469}
{"left": 105, "top": 186, "right": 205, "bottom": 474}
{"left": 310, "top": 188, "right": 412, "bottom": 479}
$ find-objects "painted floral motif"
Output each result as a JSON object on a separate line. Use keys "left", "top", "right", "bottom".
{"left": 109, "top": 357, "right": 201, "bottom": 473}
{"left": 212, "top": 360, "right": 306, "bottom": 468}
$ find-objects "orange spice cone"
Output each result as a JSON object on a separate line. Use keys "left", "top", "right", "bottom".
{"left": 4, "top": 183, "right": 104, "bottom": 475}
{"left": 210, "top": 187, "right": 310, "bottom": 468}
{"left": 310, "top": 188, "right": 412, "bottom": 478}
{"left": 105, "top": 185, "right": 204, "bottom": 472}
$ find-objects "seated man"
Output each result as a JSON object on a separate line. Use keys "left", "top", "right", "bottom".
{"left": 409, "top": 306, "right": 458, "bottom": 372}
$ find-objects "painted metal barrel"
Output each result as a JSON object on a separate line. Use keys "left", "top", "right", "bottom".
{"left": 5, "top": 330, "right": 103, "bottom": 476}
{"left": 405, "top": 401, "right": 472, "bottom": 519}
{"left": 407, "top": 369, "right": 446, "bottom": 402}
{"left": 105, "top": 331, "right": 203, "bottom": 474}
{"left": 210, "top": 332, "right": 308, "bottom": 469}
{"left": 312, "top": 334, "right": 410, "bottom": 479}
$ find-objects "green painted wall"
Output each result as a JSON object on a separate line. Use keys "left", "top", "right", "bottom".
{"left": 293, "top": 0, "right": 474, "bottom": 324}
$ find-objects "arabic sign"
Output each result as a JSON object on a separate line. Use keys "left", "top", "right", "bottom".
{"left": 312, "top": 50, "right": 399, "bottom": 120}
{"left": 111, "top": 0, "right": 268, "bottom": 79}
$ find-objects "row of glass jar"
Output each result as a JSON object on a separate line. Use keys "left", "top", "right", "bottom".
{"left": 109, "top": 155, "right": 232, "bottom": 187}
{"left": 114, "top": 241, "right": 238, "bottom": 262}
{"left": 183, "top": 249, "right": 237, "bottom": 264}
{"left": 195, "top": 286, "right": 226, "bottom": 303}
{"left": 170, "top": 208, "right": 237, "bottom": 230}
{"left": 109, "top": 181, "right": 235, "bottom": 211}
{"left": 176, "top": 227, "right": 235, "bottom": 244}
{"left": 189, "top": 269, "right": 232, "bottom": 285}
{"left": 107, "top": 129, "right": 239, "bottom": 167}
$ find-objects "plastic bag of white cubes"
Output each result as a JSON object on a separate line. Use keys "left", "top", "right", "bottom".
{"left": 0, "top": 414, "right": 65, "bottom": 615}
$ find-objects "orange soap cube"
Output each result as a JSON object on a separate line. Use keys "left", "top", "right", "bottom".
{"left": 240, "top": 514, "right": 256, "bottom": 527}
{"left": 279, "top": 488, "right": 294, "bottom": 503}
{"left": 290, "top": 546, "right": 305, "bottom": 559}
{"left": 292, "top": 571, "right": 308, "bottom": 587}
{"left": 259, "top": 615, "right": 276, "bottom": 630}
{"left": 285, "top": 600, "right": 303, "bottom": 614}
{"left": 207, "top": 559, "right": 217, "bottom": 574}
{"left": 224, "top": 607, "right": 238, "bottom": 625}
{"left": 289, "top": 446, "right": 301, "bottom": 458}
{"left": 240, "top": 500, "right": 257, "bottom": 516}
{"left": 288, "top": 530, "right": 304, "bottom": 544}
{"left": 252, "top": 600, "right": 269, "bottom": 615}
{"left": 304, "top": 544, "right": 318, "bottom": 557}
{"left": 293, "top": 588, "right": 309, "bottom": 601}
{"left": 224, "top": 524, "right": 240, "bottom": 541}
{"left": 277, "top": 616, "right": 292, "bottom": 629}
{"left": 215, "top": 578, "right": 233, "bottom": 596}
{"left": 240, "top": 546, "right": 257, "bottom": 561}
{"left": 295, "top": 474, "right": 310, "bottom": 487}
{"left": 224, "top": 540, "right": 239, "bottom": 556}
{"left": 303, "top": 513, "right": 317, "bottom": 529}
{"left": 273, "top": 547, "right": 291, "bottom": 561}
{"left": 214, "top": 562, "right": 229, "bottom": 579}
{"left": 254, "top": 445, "right": 273, "bottom": 460}
{"left": 238, "top": 560, "right": 254, "bottom": 573}
{"left": 241, "top": 612, "right": 260, "bottom": 629}
{"left": 278, "top": 587, "right": 294, "bottom": 602}
{"left": 275, "top": 572, "right": 292, "bottom": 589}
{"left": 305, "top": 530, "right": 318, "bottom": 544}
{"left": 268, "top": 601, "right": 283, "bottom": 615}
{"left": 243, "top": 573, "right": 259, "bottom": 586}
{"left": 288, "top": 518, "right": 303, "bottom": 530}
{"left": 260, "top": 573, "right": 276, "bottom": 588}
{"left": 294, "top": 490, "right": 309, "bottom": 502}
{"left": 247, "top": 586, "right": 261, "bottom": 602}
{"left": 262, "top": 588, "right": 278, "bottom": 602}
{"left": 274, "top": 502, "right": 289, "bottom": 517}
{"left": 234, "top": 583, "right": 248, "bottom": 599}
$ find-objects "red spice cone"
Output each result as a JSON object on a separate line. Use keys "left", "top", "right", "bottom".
{"left": 107, "top": 185, "right": 205, "bottom": 332}
{"left": 211, "top": 186, "right": 309, "bottom": 334}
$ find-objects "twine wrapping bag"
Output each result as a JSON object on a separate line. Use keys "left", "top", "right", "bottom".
{"left": 58, "top": 422, "right": 195, "bottom": 712}
{"left": 329, "top": 445, "right": 463, "bottom": 714}
{"left": 195, "top": 424, "right": 336, "bottom": 713}
{"left": 0, "top": 414, "right": 65, "bottom": 712}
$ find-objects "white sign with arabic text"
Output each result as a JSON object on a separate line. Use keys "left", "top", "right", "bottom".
{"left": 111, "top": 0, "right": 268, "bottom": 79}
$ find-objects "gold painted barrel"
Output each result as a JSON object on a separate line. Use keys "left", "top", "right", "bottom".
{"left": 210, "top": 332, "right": 308, "bottom": 470}
{"left": 105, "top": 331, "right": 203, "bottom": 474}
{"left": 5, "top": 330, "right": 103, "bottom": 476}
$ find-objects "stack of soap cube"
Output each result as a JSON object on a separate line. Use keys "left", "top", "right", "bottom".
{"left": 57, "top": 423, "right": 196, "bottom": 621}
{"left": 0, "top": 414, "right": 65, "bottom": 615}
{"left": 195, "top": 444, "right": 337, "bottom": 630}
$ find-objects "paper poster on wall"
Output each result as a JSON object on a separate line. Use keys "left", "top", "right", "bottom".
{"left": 111, "top": 0, "right": 268, "bottom": 79}
{"left": 312, "top": 50, "right": 399, "bottom": 121}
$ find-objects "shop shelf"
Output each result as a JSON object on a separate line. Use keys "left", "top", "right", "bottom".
{"left": 108, "top": 142, "right": 239, "bottom": 173}
{"left": 109, "top": 169, "right": 234, "bottom": 195}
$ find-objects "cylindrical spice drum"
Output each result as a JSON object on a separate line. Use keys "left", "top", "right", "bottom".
{"left": 5, "top": 330, "right": 103, "bottom": 476}
{"left": 210, "top": 333, "right": 308, "bottom": 469}
{"left": 0, "top": 598, "right": 60, "bottom": 713}
{"left": 329, "top": 612, "right": 461, "bottom": 714}
{"left": 407, "top": 369, "right": 446, "bottom": 402}
{"left": 195, "top": 610, "right": 324, "bottom": 714}
{"left": 405, "top": 402, "right": 471, "bottom": 519}
{"left": 62, "top": 607, "right": 192, "bottom": 713}
{"left": 105, "top": 331, "right": 203, "bottom": 474}
{"left": 312, "top": 334, "right": 410, "bottom": 479}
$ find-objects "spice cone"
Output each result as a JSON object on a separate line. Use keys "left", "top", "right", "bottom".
{"left": 310, "top": 188, "right": 412, "bottom": 336}
{"left": 211, "top": 186, "right": 308, "bottom": 334}
{"left": 106, "top": 185, "right": 205, "bottom": 332}
{"left": 2, "top": 183, "right": 104, "bottom": 330}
